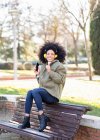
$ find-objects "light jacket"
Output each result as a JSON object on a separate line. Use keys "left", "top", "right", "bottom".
{"left": 38, "top": 60, "right": 66, "bottom": 100}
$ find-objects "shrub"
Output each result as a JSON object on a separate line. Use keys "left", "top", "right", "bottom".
{"left": 23, "top": 62, "right": 33, "bottom": 70}
{"left": 0, "top": 62, "right": 13, "bottom": 70}
{"left": 18, "top": 63, "right": 24, "bottom": 70}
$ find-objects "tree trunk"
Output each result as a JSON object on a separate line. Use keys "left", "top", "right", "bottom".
{"left": 84, "top": 31, "right": 92, "bottom": 80}
{"left": 73, "top": 39, "right": 78, "bottom": 67}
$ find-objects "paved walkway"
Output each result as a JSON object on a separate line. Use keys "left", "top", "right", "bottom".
{"left": 0, "top": 109, "right": 26, "bottom": 140}
{"left": 63, "top": 77, "right": 100, "bottom": 100}
{"left": 0, "top": 75, "right": 100, "bottom": 100}
{"left": 0, "top": 109, "right": 32, "bottom": 140}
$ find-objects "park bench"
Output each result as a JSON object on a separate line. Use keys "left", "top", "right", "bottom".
{"left": 0, "top": 97, "right": 91, "bottom": 140}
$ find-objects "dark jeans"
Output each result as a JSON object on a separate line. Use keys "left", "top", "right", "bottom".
{"left": 25, "top": 88, "right": 59, "bottom": 114}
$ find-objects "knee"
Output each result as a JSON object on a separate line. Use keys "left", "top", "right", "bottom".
{"left": 26, "top": 88, "right": 39, "bottom": 99}
{"left": 31, "top": 89, "right": 39, "bottom": 98}
{"left": 26, "top": 90, "right": 33, "bottom": 98}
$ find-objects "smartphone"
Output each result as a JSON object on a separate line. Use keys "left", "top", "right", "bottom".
{"left": 36, "top": 62, "right": 39, "bottom": 71}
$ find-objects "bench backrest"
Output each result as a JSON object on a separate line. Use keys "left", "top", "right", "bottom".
{"left": 12, "top": 98, "right": 91, "bottom": 140}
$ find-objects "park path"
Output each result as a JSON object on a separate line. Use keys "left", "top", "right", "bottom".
{"left": 0, "top": 75, "right": 100, "bottom": 100}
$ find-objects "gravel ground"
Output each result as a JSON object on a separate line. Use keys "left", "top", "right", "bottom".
{"left": 0, "top": 109, "right": 32, "bottom": 140}
{"left": 0, "top": 109, "right": 20, "bottom": 140}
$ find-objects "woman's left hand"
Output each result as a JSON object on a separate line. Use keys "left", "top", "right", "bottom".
{"left": 46, "top": 62, "right": 51, "bottom": 72}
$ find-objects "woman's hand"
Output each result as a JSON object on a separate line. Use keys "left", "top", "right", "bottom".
{"left": 34, "top": 66, "right": 40, "bottom": 76}
{"left": 46, "top": 62, "right": 51, "bottom": 72}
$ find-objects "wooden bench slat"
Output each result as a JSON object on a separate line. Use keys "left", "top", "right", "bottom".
{"left": 0, "top": 121, "right": 53, "bottom": 140}
{"left": 17, "top": 101, "right": 88, "bottom": 119}
{"left": 11, "top": 100, "right": 89, "bottom": 139}
{"left": 13, "top": 112, "right": 79, "bottom": 129}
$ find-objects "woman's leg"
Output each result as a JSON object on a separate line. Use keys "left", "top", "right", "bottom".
{"left": 31, "top": 88, "right": 58, "bottom": 114}
{"left": 19, "top": 88, "right": 58, "bottom": 130}
{"left": 25, "top": 90, "right": 34, "bottom": 115}
{"left": 30, "top": 88, "right": 58, "bottom": 132}
{"left": 18, "top": 90, "right": 34, "bottom": 129}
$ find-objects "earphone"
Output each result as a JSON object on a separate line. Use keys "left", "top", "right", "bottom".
{"left": 44, "top": 54, "right": 58, "bottom": 58}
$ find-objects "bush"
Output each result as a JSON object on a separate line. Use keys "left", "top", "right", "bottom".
{"left": 23, "top": 62, "right": 33, "bottom": 70}
{"left": 0, "top": 96, "right": 7, "bottom": 100}
{"left": 17, "top": 63, "right": 24, "bottom": 70}
{"left": 0, "top": 63, "right": 5, "bottom": 69}
{"left": 0, "top": 62, "right": 13, "bottom": 70}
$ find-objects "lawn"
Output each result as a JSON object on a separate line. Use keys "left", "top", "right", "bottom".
{"left": 0, "top": 86, "right": 100, "bottom": 117}
{"left": 0, "top": 87, "right": 29, "bottom": 95}
{"left": 61, "top": 96, "right": 100, "bottom": 117}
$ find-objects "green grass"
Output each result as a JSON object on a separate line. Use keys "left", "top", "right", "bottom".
{"left": 61, "top": 96, "right": 100, "bottom": 117}
{"left": 0, "top": 87, "right": 29, "bottom": 95}
{"left": 0, "top": 87, "right": 100, "bottom": 117}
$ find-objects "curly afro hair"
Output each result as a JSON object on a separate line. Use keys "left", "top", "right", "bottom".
{"left": 38, "top": 41, "right": 66, "bottom": 63}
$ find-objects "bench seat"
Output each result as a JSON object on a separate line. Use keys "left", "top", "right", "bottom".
{"left": 0, "top": 98, "right": 91, "bottom": 140}
{"left": 0, "top": 121, "right": 53, "bottom": 140}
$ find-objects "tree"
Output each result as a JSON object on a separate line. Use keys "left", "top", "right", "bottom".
{"left": 36, "top": 11, "right": 62, "bottom": 43}
{"left": 90, "top": 3, "right": 100, "bottom": 74}
{"left": 58, "top": 8, "right": 80, "bottom": 66}
{"left": 0, "top": 0, "right": 37, "bottom": 61}
{"left": 0, "top": 2, "right": 13, "bottom": 61}
{"left": 59, "top": 0, "right": 98, "bottom": 80}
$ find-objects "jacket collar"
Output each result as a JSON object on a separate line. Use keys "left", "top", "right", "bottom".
{"left": 46, "top": 59, "right": 59, "bottom": 65}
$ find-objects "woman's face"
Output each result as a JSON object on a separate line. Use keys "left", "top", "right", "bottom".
{"left": 46, "top": 50, "right": 56, "bottom": 62}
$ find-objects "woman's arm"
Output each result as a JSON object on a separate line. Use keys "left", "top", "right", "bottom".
{"left": 48, "top": 64, "right": 66, "bottom": 84}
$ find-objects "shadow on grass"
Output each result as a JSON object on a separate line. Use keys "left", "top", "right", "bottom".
{"left": 60, "top": 96, "right": 100, "bottom": 117}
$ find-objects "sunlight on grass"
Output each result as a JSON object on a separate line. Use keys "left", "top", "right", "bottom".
{"left": 0, "top": 86, "right": 100, "bottom": 117}
{"left": 60, "top": 96, "right": 100, "bottom": 117}
{"left": 0, "top": 87, "right": 29, "bottom": 95}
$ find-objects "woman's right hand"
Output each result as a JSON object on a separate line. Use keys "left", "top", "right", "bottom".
{"left": 34, "top": 66, "right": 40, "bottom": 76}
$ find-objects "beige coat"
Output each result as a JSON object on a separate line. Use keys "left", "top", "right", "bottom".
{"left": 39, "top": 60, "right": 66, "bottom": 100}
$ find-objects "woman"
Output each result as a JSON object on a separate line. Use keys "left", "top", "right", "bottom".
{"left": 18, "top": 41, "right": 66, "bottom": 132}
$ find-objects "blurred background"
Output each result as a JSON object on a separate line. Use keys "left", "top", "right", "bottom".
{"left": 0, "top": 0, "right": 100, "bottom": 80}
